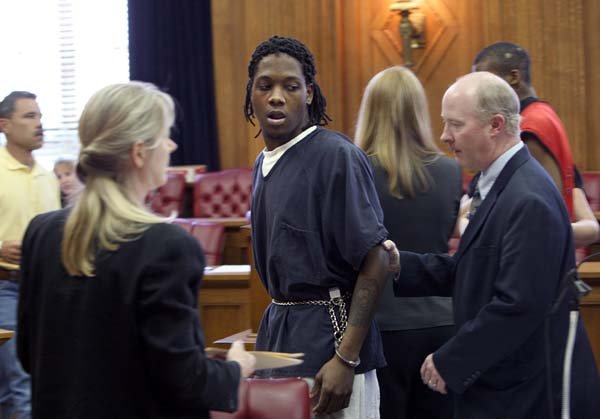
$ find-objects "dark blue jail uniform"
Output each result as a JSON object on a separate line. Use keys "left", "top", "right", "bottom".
{"left": 251, "top": 127, "right": 388, "bottom": 377}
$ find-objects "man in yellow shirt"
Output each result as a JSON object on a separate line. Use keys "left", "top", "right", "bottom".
{"left": 0, "top": 91, "right": 60, "bottom": 419}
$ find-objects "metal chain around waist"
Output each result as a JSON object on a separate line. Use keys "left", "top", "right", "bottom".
{"left": 272, "top": 293, "right": 351, "bottom": 346}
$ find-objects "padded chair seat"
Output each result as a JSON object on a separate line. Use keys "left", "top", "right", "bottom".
{"left": 211, "top": 378, "right": 310, "bottom": 419}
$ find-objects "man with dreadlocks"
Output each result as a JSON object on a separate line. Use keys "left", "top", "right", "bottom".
{"left": 245, "top": 35, "right": 390, "bottom": 418}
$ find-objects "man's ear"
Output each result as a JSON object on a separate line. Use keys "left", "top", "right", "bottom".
{"left": 490, "top": 114, "right": 505, "bottom": 136}
{"left": 306, "top": 83, "right": 314, "bottom": 106}
{"left": 505, "top": 69, "right": 522, "bottom": 88}
{"left": 130, "top": 140, "right": 146, "bottom": 169}
{"left": 0, "top": 118, "right": 9, "bottom": 134}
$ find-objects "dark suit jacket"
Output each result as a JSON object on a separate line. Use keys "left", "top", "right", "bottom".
{"left": 395, "top": 147, "right": 598, "bottom": 418}
{"left": 17, "top": 209, "right": 240, "bottom": 419}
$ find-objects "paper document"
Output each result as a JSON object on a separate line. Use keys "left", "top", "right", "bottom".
{"left": 0, "top": 329, "right": 14, "bottom": 346}
{"left": 205, "top": 265, "right": 251, "bottom": 274}
{"left": 205, "top": 347, "right": 304, "bottom": 370}
{"left": 213, "top": 329, "right": 256, "bottom": 344}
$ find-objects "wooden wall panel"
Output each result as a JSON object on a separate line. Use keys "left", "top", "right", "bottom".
{"left": 212, "top": 0, "right": 600, "bottom": 170}
{"left": 583, "top": 0, "right": 600, "bottom": 170}
{"left": 481, "top": 0, "right": 588, "bottom": 168}
{"left": 581, "top": 306, "right": 600, "bottom": 367}
{"left": 199, "top": 288, "right": 251, "bottom": 346}
{"left": 334, "top": 0, "right": 485, "bottom": 152}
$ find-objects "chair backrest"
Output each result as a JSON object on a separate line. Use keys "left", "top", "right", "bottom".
{"left": 582, "top": 171, "right": 600, "bottom": 212}
{"left": 190, "top": 221, "right": 225, "bottom": 266}
{"left": 211, "top": 378, "right": 310, "bottom": 419}
{"left": 148, "top": 171, "right": 187, "bottom": 216}
{"left": 193, "top": 169, "right": 252, "bottom": 218}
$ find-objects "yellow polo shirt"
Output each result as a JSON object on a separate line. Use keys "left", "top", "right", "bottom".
{"left": 0, "top": 146, "right": 61, "bottom": 270}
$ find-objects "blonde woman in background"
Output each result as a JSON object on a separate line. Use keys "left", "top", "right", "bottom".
{"left": 355, "top": 66, "right": 461, "bottom": 419}
{"left": 17, "top": 82, "right": 254, "bottom": 419}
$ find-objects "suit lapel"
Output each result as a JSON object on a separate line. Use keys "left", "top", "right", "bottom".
{"left": 455, "top": 147, "right": 532, "bottom": 260}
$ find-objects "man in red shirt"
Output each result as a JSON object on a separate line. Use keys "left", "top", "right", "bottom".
{"left": 472, "top": 41, "right": 599, "bottom": 247}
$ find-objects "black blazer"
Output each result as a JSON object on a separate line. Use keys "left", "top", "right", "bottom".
{"left": 395, "top": 147, "right": 598, "bottom": 418}
{"left": 18, "top": 209, "right": 240, "bottom": 419}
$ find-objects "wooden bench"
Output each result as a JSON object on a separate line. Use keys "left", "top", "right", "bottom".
{"left": 578, "top": 262, "right": 600, "bottom": 366}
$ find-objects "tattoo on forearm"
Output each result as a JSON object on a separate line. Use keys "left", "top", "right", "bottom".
{"left": 348, "top": 282, "right": 378, "bottom": 327}
{"left": 347, "top": 247, "right": 387, "bottom": 327}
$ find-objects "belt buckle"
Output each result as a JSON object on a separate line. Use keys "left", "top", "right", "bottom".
{"left": 329, "top": 287, "right": 342, "bottom": 305}
{"left": 329, "top": 287, "right": 341, "bottom": 300}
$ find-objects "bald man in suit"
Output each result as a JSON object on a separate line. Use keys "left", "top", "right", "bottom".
{"left": 395, "top": 72, "right": 598, "bottom": 418}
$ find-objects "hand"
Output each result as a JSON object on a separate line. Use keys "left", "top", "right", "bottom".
{"left": 420, "top": 353, "right": 447, "bottom": 394}
{"left": 381, "top": 240, "right": 400, "bottom": 272}
{"left": 456, "top": 195, "right": 472, "bottom": 236}
{"left": 0, "top": 240, "right": 22, "bottom": 265}
{"left": 226, "top": 340, "right": 256, "bottom": 378}
{"left": 310, "top": 355, "right": 354, "bottom": 414}
{"left": 459, "top": 193, "right": 472, "bottom": 218}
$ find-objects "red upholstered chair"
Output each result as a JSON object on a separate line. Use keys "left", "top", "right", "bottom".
{"left": 148, "top": 171, "right": 187, "bottom": 216}
{"left": 211, "top": 378, "right": 310, "bottom": 419}
{"left": 193, "top": 169, "right": 252, "bottom": 218}
{"left": 582, "top": 171, "right": 600, "bottom": 212}
{"left": 190, "top": 221, "right": 226, "bottom": 266}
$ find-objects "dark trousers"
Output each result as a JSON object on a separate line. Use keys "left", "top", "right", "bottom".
{"left": 378, "top": 327, "right": 454, "bottom": 419}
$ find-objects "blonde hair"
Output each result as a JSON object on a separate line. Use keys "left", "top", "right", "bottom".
{"left": 62, "top": 82, "right": 175, "bottom": 276}
{"left": 355, "top": 66, "right": 440, "bottom": 198}
{"left": 54, "top": 158, "right": 76, "bottom": 170}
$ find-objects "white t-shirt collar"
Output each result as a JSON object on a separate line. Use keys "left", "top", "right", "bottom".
{"left": 261, "top": 125, "right": 317, "bottom": 177}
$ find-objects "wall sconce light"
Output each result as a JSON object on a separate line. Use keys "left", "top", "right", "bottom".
{"left": 390, "top": 1, "right": 426, "bottom": 67}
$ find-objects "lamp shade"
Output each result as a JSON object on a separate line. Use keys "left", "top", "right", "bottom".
{"left": 390, "top": 1, "right": 420, "bottom": 11}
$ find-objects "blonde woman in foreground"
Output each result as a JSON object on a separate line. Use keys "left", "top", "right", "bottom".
{"left": 17, "top": 82, "right": 254, "bottom": 419}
